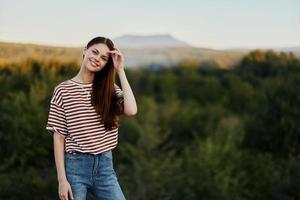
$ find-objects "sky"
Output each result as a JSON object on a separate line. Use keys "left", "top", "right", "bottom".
{"left": 0, "top": 0, "right": 299, "bottom": 49}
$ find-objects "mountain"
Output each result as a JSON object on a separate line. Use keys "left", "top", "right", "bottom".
{"left": 120, "top": 47, "right": 246, "bottom": 69}
{"left": 0, "top": 41, "right": 246, "bottom": 69}
{"left": 0, "top": 37, "right": 299, "bottom": 69}
{"left": 113, "top": 34, "right": 192, "bottom": 48}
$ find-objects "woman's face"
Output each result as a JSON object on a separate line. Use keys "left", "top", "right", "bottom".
{"left": 83, "top": 43, "right": 111, "bottom": 72}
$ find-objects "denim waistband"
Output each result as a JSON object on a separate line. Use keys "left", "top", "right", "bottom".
{"left": 65, "top": 150, "right": 111, "bottom": 156}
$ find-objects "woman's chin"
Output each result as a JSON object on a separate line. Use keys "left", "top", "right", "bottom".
{"left": 87, "top": 65, "right": 102, "bottom": 72}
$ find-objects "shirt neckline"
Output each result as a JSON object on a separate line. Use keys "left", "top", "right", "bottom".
{"left": 69, "top": 79, "right": 93, "bottom": 86}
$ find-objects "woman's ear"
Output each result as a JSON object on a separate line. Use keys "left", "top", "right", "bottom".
{"left": 82, "top": 47, "right": 87, "bottom": 59}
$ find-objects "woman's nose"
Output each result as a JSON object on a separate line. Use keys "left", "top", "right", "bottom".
{"left": 94, "top": 56, "right": 100, "bottom": 62}
{"left": 92, "top": 56, "right": 100, "bottom": 63}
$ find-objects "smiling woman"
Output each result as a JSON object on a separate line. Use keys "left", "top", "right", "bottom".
{"left": 45, "top": 36, "right": 137, "bottom": 200}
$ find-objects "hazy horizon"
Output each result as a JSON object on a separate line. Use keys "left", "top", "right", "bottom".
{"left": 1, "top": 0, "right": 299, "bottom": 49}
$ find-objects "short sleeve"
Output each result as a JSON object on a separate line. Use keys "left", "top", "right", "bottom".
{"left": 45, "top": 86, "right": 68, "bottom": 137}
{"left": 114, "top": 83, "right": 124, "bottom": 104}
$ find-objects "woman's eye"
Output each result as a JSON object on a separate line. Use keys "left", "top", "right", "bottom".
{"left": 92, "top": 50, "right": 97, "bottom": 54}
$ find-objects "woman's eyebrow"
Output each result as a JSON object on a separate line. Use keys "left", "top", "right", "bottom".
{"left": 94, "top": 48, "right": 109, "bottom": 58}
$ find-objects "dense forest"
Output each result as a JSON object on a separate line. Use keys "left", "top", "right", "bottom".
{"left": 0, "top": 50, "right": 299, "bottom": 200}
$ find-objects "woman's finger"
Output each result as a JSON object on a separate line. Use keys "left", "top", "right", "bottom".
{"left": 109, "top": 52, "right": 122, "bottom": 57}
{"left": 111, "top": 52, "right": 121, "bottom": 59}
{"left": 114, "top": 47, "right": 121, "bottom": 52}
{"left": 68, "top": 187, "right": 74, "bottom": 200}
{"left": 109, "top": 49, "right": 122, "bottom": 55}
{"left": 59, "top": 193, "right": 66, "bottom": 200}
{"left": 108, "top": 50, "right": 118, "bottom": 54}
{"left": 111, "top": 53, "right": 121, "bottom": 57}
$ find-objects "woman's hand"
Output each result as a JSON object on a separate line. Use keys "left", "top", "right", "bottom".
{"left": 108, "top": 47, "right": 124, "bottom": 73}
{"left": 58, "top": 179, "right": 73, "bottom": 200}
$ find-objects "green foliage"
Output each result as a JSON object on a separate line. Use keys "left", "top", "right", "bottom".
{"left": 0, "top": 50, "right": 299, "bottom": 199}
{"left": 242, "top": 75, "right": 300, "bottom": 159}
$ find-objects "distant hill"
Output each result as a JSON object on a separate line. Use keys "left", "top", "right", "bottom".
{"left": 0, "top": 42, "right": 246, "bottom": 69}
{"left": 113, "top": 34, "right": 192, "bottom": 48}
{"left": 0, "top": 42, "right": 80, "bottom": 64}
{"left": 121, "top": 47, "right": 246, "bottom": 69}
{"left": 1, "top": 35, "right": 299, "bottom": 69}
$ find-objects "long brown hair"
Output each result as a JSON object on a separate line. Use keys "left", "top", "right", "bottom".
{"left": 85, "top": 37, "right": 123, "bottom": 131}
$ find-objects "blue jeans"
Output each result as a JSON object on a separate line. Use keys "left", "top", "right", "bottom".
{"left": 65, "top": 150, "right": 126, "bottom": 200}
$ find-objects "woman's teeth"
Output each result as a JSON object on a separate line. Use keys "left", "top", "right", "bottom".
{"left": 91, "top": 61, "right": 99, "bottom": 67}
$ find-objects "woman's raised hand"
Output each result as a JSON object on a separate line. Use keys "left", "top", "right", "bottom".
{"left": 108, "top": 47, "right": 124, "bottom": 73}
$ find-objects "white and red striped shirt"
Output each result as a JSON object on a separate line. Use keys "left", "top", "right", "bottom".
{"left": 45, "top": 79, "right": 124, "bottom": 155}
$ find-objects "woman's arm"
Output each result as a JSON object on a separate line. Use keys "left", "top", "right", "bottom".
{"left": 53, "top": 132, "right": 73, "bottom": 200}
{"left": 53, "top": 133, "right": 67, "bottom": 182}
{"left": 108, "top": 48, "right": 138, "bottom": 117}
{"left": 117, "top": 69, "right": 138, "bottom": 117}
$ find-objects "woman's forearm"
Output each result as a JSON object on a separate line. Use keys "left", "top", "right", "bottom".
{"left": 117, "top": 69, "right": 137, "bottom": 116}
{"left": 53, "top": 133, "right": 67, "bottom": 182}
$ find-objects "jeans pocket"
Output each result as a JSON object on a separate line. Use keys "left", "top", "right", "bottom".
{"left": 65, "top": 152, "right": 84, "bottom": 161}
{"left": 102, "top": 150, "right": 113, "bottom": 161}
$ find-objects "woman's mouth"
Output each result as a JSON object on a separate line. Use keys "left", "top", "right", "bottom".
{"left": 89, "top": 59, "right": 100, "bottom": 67}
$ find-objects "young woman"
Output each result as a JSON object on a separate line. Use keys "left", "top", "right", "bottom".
{"left": 46, "top": 36, "right": 137, "bottom": 200}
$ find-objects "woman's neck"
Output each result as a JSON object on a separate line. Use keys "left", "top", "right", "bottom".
{"left": 73, "top": 67, "right": 94, "bottom": 84}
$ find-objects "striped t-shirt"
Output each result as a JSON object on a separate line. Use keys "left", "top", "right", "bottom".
{"left": 45, "top": 79, "right": 124, "bottom": 155}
